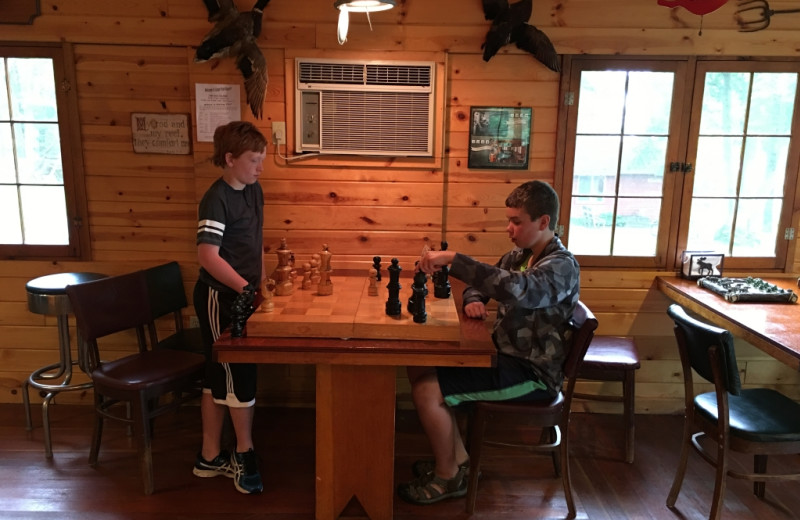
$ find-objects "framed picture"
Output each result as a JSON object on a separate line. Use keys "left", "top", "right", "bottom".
{"left": 681, "top": 251, "right": 724, "bottom": 280}
{"left": 468, "top": 106, "right": 532, "bottom": 170}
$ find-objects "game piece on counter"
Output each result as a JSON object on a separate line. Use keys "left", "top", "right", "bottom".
{"left": 433, "top": 240, "right": 451, "bottom": 299}
{"left": 317, "top": 243, "right": 334, "bottom": 296}
{"left": 411, "top": 267, "right": 428, "bottom": 323}
{"left": 372, "top": 256, "right": 382, "bottom": 281}
{"left": 272, "top": 237, "right": 294, "bottom": 296}
{"left": 368, "top": 267, "right": 378, "bottom": 296}
{"left": 301, "top": 262, "right": 313, "bottom": 289}
{"left": 259, "top": 278, "right": 275, "bottom": 313}
{"left": 385, "top": 258, "right": 402, "bottom": 316}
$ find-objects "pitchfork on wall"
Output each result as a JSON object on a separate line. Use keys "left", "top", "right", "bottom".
{"left": 735, "top": 0, "right": 800, "bottom": 31}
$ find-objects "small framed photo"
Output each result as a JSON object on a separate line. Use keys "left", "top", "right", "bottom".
{"left": 468, "top": 106, "right": 532, "bottom": 170}
{"left": 681, "top": 251, "right": 724, "bottom": 280}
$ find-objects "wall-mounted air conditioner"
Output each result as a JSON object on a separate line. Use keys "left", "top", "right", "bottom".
{"left": 295, "top": 58, "right": 435, "bottom": 157}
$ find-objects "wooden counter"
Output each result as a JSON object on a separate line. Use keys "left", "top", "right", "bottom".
{"left": 657, "top": 276, "right": 800, "bottom": 371}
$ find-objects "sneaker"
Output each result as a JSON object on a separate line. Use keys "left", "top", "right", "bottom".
{"left": 193, "top": 450, "right": 234, "bottom": 478}
{"left": 232, "top": 448, "right": 263, "bottom": 494}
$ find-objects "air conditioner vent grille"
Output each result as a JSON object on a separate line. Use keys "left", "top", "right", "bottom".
{"left": 320, "top": 91, "right": 430, "bottom": 153}
{"left": 366, "top": 65, "right": 431, "bottom": 86}
{"left": 299, "top": 62, "right": 365, "bottom": 85}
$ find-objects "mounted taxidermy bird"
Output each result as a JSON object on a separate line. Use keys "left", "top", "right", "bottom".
{"left": 195, "top": 0, "right": 270, "bottom": 119}
{"left": 481, "top": 0, "right": 560, "bottom": 73}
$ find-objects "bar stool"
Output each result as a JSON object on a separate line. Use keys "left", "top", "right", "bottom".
{"left": 22, "top": 271, "right": 107, "bottom": 458}
{"left": 573, "top": 335, "right": 640, "bottom": 463}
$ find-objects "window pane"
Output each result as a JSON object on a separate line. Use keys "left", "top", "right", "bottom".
{"left": 740, "top": 136, "right": 789, "bottom": 197}
{"left": 573, "top": 135, "right": 620, "bottom": 196}
{"left": 699, "top": 72, "right": 749, "bottom": 135}
{"left": 0, "top": 185, "right": 22, "bottom": 244}
{"left": 612, "top": 198, "right": 660, "bottom": 256}
{"left": 0, "top": 123, "right": 15, "bottom": 183}
{"left": 624, "top": 72, "right": 674, "bottom": 134}
{"left": 0, "top": 60, "right": 9, "bottom": 120}
{"left": 733, "top": 199, "right": 781, "bottom": 257}
{"left": 576, "top": 71, "right": 626, "bottom": 134}
{"left": 20, "top": 185, "right": 68, "bottom": 245}
{"left": 568, "top": 196, "right": 614, "bottom": 255}
{"left": 693, "top": 136, "right": 741, "bottom": 197}
{"left": 15, "top": 123, "right": 63, "bottom": 184}
{"left": 687, "top": 198, "right": 734, "bottom": 252}
{"left": 8, "top": 58, "right": 58, "bottom": 122}
{"left": 620, "top": 136, "right": 667, "bottom": 196}
{"left": 748, "top": 73, "right": 797, "bottom": 135}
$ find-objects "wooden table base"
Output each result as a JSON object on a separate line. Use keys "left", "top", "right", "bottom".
{"left": 316, "top": 364, "right": 396, "bottom": 520}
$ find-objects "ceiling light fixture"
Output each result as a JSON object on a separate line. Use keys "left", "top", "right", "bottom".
{"left": 335, "top": 0, "right": 396, "bottom": 45}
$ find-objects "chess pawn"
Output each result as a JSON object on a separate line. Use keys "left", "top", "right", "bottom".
{"left": 368, "top": 267, "right": 378, "bottom": 296}
{"left": 301, "top": 262, "right": 313, "bottom": 290}
{"left": 310, "top": 254, "right": 322, "bottom": 285}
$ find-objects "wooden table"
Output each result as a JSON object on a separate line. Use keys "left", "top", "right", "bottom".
{"left": 214, "top": 275, "right": 496, "bottom": 520}
{"left": 657, "top": 276, "right": 800, "bottom": 370}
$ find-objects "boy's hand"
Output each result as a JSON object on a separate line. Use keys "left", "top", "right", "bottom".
{"left": 464, "top": 301, "right": 489, "bottom": 319}
{"left": 416, "top": 250, "right": 456, "bottom": 274}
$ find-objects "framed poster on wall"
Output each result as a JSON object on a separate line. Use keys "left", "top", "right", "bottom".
{"left": 468, "top": 106, "right": 532, "bottom": 170}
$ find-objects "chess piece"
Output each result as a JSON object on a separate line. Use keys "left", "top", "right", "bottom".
{"left": 372, "top": 256, "right": 382, "bottom": 281}
{"left": 230, "top": 284, "right": 256, "bottom": 337}
{"left": 271, "top": 237, "right": 294, "bottom": 296}
{"left": 259, "top": 278, "right": 275, "bottom": 313}
{"left": 317, "top": 243, "right": 334, "bottom": 296}
{"left": 368, "top": 267, "right": 378, "bottom": 296}
{"left": 433, "top": 240, "right": 451, "bottom": 299}
{"left": 385, "top": 258, "right": 402, "bottom": 316}
{"left": 301, "top": 262, "right": 313, "bottom": 290}
{"left": 411, "top": 268, "right": 428, "bottom": 323}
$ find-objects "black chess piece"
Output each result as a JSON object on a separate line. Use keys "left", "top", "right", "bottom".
{"left": 373, "top": 256, "right": 382, "bottom": 281}
{"left": 433, "top": 240, "right": 451, "bottom": 299}
{"left": 230, "top": 284, "right": 256, "bottom": 337}
{"left": 411, "top": 268, "right": 428, "bottom": 323}
{"left": 385, "top": 258, "right": 402, "bottom": 316}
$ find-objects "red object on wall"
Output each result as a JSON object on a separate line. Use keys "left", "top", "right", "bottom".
{"left": 657, "top": 0, "right": 729, "bottom": 15}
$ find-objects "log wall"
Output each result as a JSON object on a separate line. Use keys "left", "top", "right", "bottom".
{"left": 2, "top": 0, "right": 800, "bottom": 412}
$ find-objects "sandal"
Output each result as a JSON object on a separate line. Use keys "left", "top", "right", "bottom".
{"left": 412, "top": 458, "right": 470, "bottom": 478}
{"left": 397, "top": 466, "right": 467, "bottom": 505}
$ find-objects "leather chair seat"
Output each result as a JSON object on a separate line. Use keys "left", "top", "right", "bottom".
{"left": 93, "top": 350, "right": 204, "bottom": 391}
{"left": 696, "top": 388, "right": 800, "bottom": 442}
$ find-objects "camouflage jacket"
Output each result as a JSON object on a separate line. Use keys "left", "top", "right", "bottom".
{"left": 451, "top": 236, "right": 580, "bottom": 394}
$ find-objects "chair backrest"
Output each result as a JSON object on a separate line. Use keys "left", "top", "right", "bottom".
{"left": 142, "top": 261, "right": 188, "bottom": 327}
{"left": 667, "top": 304, "right": 741, "bottom": 395}
{"left": 66, "top": 270, "right": 153, "bottom": 372}
{"left": 563, "top": 300, "right": 599, "bottom": 381}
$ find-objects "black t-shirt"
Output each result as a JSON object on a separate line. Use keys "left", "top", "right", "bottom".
{"left": 196, "top": 177, "right": 263, "bottom": 293}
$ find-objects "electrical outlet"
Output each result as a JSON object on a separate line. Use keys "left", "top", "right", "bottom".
{"left": 272, "top": 121, "right": 286, "bottom": 145}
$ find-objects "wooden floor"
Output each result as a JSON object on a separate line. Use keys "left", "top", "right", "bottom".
{"left": 2, "top": 402, "right": 800, "bottom": 520}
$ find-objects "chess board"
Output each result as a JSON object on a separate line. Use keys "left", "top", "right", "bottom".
{"left": 245, "top": 275, "right": 461, "bottom": 341}
{"left": 698, "top": 276, "right": 798, "bottom": 303}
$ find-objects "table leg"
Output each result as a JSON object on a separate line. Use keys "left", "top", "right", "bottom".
{"left": 316, "top": 364, "right": 396, "bottom": 520}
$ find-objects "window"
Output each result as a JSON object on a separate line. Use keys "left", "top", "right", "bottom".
{"left": 0, "top": 44, "right": 88, "bottom": 259}
{"left": 559, "top": 57, "right": 800, "bottom": 271}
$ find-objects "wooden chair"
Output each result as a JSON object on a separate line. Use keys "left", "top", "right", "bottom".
{"left": 573, "top": 335, "right": 640, "bottom": 462}
{"left": 666, "top": 304, "right": 800, "bottom": 520}
{"left": 465, "top": 300, "right": 598, "bottom": 519}
{"left": 65, "top": 270, "right": 205, "bottom": 495}
{"left": 143, "top": 261, "right": 204, "bottom": 355}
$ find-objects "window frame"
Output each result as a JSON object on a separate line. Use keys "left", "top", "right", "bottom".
{"left": 0, "top": 42, "right": 89, "bottom": 260}
{"left": 556, "top": 55, "right": 800, "bottom": 272}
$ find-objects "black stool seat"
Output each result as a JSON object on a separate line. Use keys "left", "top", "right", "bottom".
{"left": 23, "top": 271, "right": 107, "bottom": 458}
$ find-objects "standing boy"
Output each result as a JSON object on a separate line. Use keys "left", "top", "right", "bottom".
{"left": 192, "top": 121, "right": 266, "bottom": 494}
{"left": 398, "top": 180, "right": 580, "bottom": 505}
